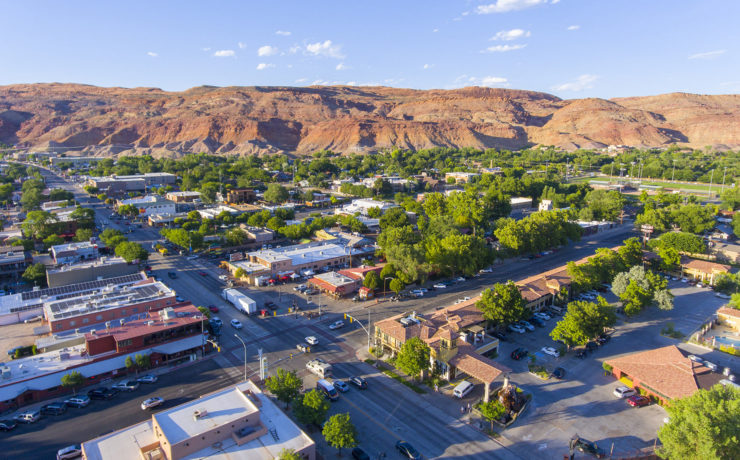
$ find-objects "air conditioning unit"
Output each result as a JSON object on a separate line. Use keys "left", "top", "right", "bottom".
{"left": 193, "top": 409, "right": 208, "bottom": 419}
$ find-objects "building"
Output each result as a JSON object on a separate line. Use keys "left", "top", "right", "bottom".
{"left": 717, "top": 307, "right": 740, "bottom": 332}
{"left": 148, "top": 212, "right": 189, "bottom": 227}
{"left": 307, "top": 272, "right": 360, "bottom": 298}
{"left": 374, "top": 302, "right": 508, "bottom": 402}
{"left": 510, "top": 197, "right": 533, "bottom": 213}
{"left": 87, "top": 173, "right": 177, "bottom": 195}
{"left": 165, "top": 191, "right": 202, "bottom": 203}
{"left": 228, "top": 240, "right": 357, "bottom": 286}
{"left": 50, "top": 241, "right": 99, "bottom": 265}
{"left": 197, "top": 205, "right": 240, "bottom": 220}
{"left": 0, "top": 273, "right": 148, "bottom": 326}
{"left": 43, "top": 278, "right": 178, "bottom": 333}
{"left": 335, "top": 198, "right": 397, "bottom": 217}
{"left": 50, "top": 156, "right": 102, "bottom": 167}
{"left": 225, "top": 188, "right": 257, "bottom": 204}
{"left": 539, "top": 199, "right": 553, "bottom": 212}
{"left": 681, "top": 258, "right": 730, "bottom": 286}
{"left": 46, "top": 256, "right": 139, "bottom": 287}
{"left": 117, "top": 195, "right": 177, "bottom": 217}
{"left": 605, "top": 345, "right": 723, "bottom": 404}
{"left": 712, "top": 242, "right": 740, "bottom": 263}
{"left": 0, "top": 304, "right": 207, "bottom": 412}
{"left": 239, "top": 225, "right": 275, "bottom": 244}
{"left": 81, "top": 381, "right": 315, "bottom": 460}
{"left": 444, "top": 172, "right": 480, "bottom": 184}
{"left": 0, "top": 246, "right": 32, "bottom": 286}
{"left": 41, "top": 200, "right": 72, "bottom": 211}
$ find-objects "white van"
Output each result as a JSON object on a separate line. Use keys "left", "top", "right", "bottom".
{"left": 453, "top": 380, "right": 474, "bottom": 399}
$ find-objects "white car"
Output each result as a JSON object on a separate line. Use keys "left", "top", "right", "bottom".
{"left": 305, "top": 336, "right": 319, "bottom": 346}
{"left": 329, "top": 320, "right": 345, "bottom": 330}
{"left": 411, "top": 290, "right": 424, "bottom": 297}
{"left": 541, "top": 347, "right": 560, "bottom": 357}
{"left": 433, "top": 283, "right": 447, "bottom": 289}
{"left": 141, "top": 397, "right": 165, "bottom": 410}
{"left": 137, "top": 374, "right": 158, "bottom": 384}
{"left": 613, "top": 386, "right": 636, "bottom": 398}
{"left": 455, "top": 277, "right": 466, "bottom": 283}
{"left": 508, "top": 324, "right": 526, "bottom": 334}
{"left": 519, "top": 321, "right": 535, "bottom": 332}
{"left": 534, "top": 312, "right": 551, "bottom": 320}
{"left": 688, "top": 354, "right": 704, "bottom": 363}
{"left": 218, "top": 275, "right": 228, "bottom": 281}
{"left": 57, "top": 445, "right": 82, "bottom": 460}
{"left": 681, "top": 278, "right": 688, "bottom": 283}
{"left": 479, "top": 267, "right": 493, "bottom": 273}
{"left": 186, "top": 255, "right": 198, "bottom": 260}
{"left": 230, "top": 319, "right": 243, "bottom": 329}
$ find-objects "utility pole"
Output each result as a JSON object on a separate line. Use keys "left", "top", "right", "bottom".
{"left": 234, "top": 334, "right": 247, "bottom": 381}
{"left": 671, "top": 160, "right": 676, "bottom": 182}
{"left": 721, "top": 167, "right": 727, "bottom": 193}
{"left": 708, "top": 169, "right": 715, "bottom": 198}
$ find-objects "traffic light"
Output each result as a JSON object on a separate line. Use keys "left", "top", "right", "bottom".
{"left": 344, "top": 313, "right": 347, "bottom": 319}
{"left": 349, "top": 316, "right": 353, "bottom": 323}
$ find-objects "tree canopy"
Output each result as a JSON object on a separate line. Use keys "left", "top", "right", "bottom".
{"left": 293, "top": 389, "right": 330, "bottom": 427}
{"left": 550, "top": 298, "right": 616, "bottom": 347}
{"left": 322, "top": 413, "right": 358, "bottom": 455}
{"left": 395, "top": 337, "right": 430, "bottom": 379}
{"left": 476, "top": 281, "right": 527, "bottom": 326}
{"left": 265, "top": 368, "right": 303, "bottom": 408}
{"left": 115, "top": 241, "right": 149, "bottom": 262}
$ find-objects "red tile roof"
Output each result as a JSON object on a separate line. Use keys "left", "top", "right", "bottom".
{"left": 681, "top": 258, "right": 730, "bottom": 274}
{"left": 606, "top": 345, "right": 722, "bottom": 400}
{"left": 85, "top": 304, "right": 204, "bottom": 342}
{"left": 717, "top": 307, "right": 740, "bottom": 320}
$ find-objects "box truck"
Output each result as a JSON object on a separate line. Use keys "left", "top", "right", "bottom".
{"left": 222, "top": 288, "right": 257, "bottom": 315}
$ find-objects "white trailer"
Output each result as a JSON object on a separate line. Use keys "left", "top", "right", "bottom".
{"left": 222, "top": 288, "right": 257, "bottom": 315}
{"left": 306, "top": 358, "right": 332, "bottom": 378}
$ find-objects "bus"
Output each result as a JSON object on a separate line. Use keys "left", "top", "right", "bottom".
{"left": 316, "top": 379, "right": 339, "bottom": 401}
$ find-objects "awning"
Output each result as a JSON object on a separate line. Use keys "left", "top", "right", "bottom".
{"left": 150, "top": 335, "right": 204, "bottom": 355}
{"left": 290, "top": 273, "right": 301, "bottom": 280}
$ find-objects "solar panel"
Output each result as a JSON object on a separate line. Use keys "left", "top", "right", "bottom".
{"left": 22, "top": 273, "right": 144, "bottom": 301}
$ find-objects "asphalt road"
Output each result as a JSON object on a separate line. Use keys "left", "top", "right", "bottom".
{"left": 2, "top": 358, "right": 240, "bottom": 460}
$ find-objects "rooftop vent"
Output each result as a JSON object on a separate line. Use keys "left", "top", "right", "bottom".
{"left": 193, "top": 409, "right": 209, "bottom": 420}
{"left": 90, "top": 329, "right": 96, "bottom": 335}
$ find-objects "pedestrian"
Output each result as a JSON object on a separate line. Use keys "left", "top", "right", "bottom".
{"left": 467, "top": 402, "right": 471, "bottom": 413}
{"left": 434, "top": 383, "right": 439, "bottom": 392}
{"left": 460, "top": 405, "right": 465, "bottom": 415}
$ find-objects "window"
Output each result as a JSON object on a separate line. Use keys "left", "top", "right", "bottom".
{"left": 82, "top": 318, "right": 89, "bottom": 324}
{"left": 69, "top": 321, "right": 76, "bottom": 327}
{"left": 96, "top": 315, "right": 103, "bottom": 321}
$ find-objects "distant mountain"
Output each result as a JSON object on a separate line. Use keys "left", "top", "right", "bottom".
{"left": 1, "top": 83, "right": 738, "bottom": 156}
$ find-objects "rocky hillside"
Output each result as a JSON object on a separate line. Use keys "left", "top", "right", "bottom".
{"left": 0, "top": 83, "right": 738, "bottom": 156}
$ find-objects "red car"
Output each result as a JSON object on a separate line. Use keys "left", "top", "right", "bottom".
{"left": 198, "top": 271, "right": 208, "bottom": 277}
{"left": 627, "top": 395, "right": 650, "bottom": 407}
{"left": 207, "top": 305, "right": 219, "bottom": 313}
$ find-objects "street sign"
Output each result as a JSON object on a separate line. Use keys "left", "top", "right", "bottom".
{"left": 640, "top": 225, "right": 654, "bottom": 233}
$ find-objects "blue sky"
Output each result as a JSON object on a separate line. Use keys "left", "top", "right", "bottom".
{"left": 1, "top": 0, "right": 737, "bottom": 98}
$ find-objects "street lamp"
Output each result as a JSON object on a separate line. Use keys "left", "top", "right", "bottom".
{"left": 382, "top": 276, "right": 393, "bottom": 299}
{"left": 234, "top": 333, "right": 247, "bottom": 381}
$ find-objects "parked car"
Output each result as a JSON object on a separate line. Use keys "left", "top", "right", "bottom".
{"left": 349, "top": 376, "right": 368, "bottom": 389}
{"left": 296, "top": 343, "right": 308, "bottom": 353}
{"left": 508, "top": 324, "right": 525, "bottom": 334}
{"left": 14, "top": 410, "right": 41, "bottom": 424}
{"left": 433, "top": 283, "right": 447, "bottom": 289}
{"left": 218, "top": 275, "right": 228, "bottom": 281}
{"left": 575, "top": 349, "right": 588, "bottom": 359}
{"left": 167, "top": 272, "right": 177, "bottom": 279}
{"left": 541, "top": 347, "right": 560, "bottom": 358}
{"left": 613, "top": 386, "right": 636, "bottom": 399}
{"left": 704, "top": 361, "right": 719, "bottom": 372}
{"left": 230, "top": 319, "right": 243, "bottom": 329}
{"left": 530, "top": 317, "right": 546, "bottom": 327}
{"left": 534, "top": 312, "right": 551, "bottom": 320}
{"left": 305, "top": 336, "right": 319, "bottom": 346}
{"left": 688, "top": 354, "right": 704, "bottom": 363}
{"left": 211, "top": 317, "right": 223, "bottom": 327}
{"left": 571, "top": 436, "right": 605, "bottom": 458}
{"left": 511, "top": 348, "right": 528, "bottom": 360}
{"left": 137, "top": 374, "right": 158, "bottom": 384}
{"left": 64, "top": 395, "right": 91, "bottom": 408}
{"left": 454, "top": 276, "right": 465, "bottom": 283}
{"left": 491, "top": 331, "right": 507, "bottom": 342}
{"left": 56, "top": 445, "right": 82, "bottom": 460}
{"left": 351, "top": 447, "right": 371, "bottom": 460}
{"left": 207, "top": 305, "right": 219, "bottom": 313}
{"left": 141, "top": 397, "right": 165, "bottom": 410}
{"left": 585, "top": 341, "right": 599, "bottom": 352}
{"left": 519, "top": 321, "right": 535, "bottom": 332}
{"left": 265, "top": 301, "right": 277, "bottom": 310}
{"left": 329, "top": 320, "right": 345, "bottom": 330}
{"left": 0, "top": 419, "right": 17, "bottom": 431}
{"left": 333, "top": 380, "right": 350, "bottom": 393}
{"left": 627, "top": 395, "right": 650, "bottom": 407}
{"left": 479, "top": 267, "right": 493, "bottom": 273}
{"left": 395, "top": 440, "right": 421, "bottom": 459}
{"left": 88, "top": 388, "right": 117, "bottom": 400}
{"left": 41, "top": 402, "right": 68, "bottom": 415}
{"left": 552, "top": 367, "right": 566, "bottom": 379}
{"left": 113, "top": 380, "right": 140, "bottom": 392}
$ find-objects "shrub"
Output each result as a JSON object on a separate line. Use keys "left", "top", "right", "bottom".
{"left": 602, "top": 362, "right": 613, "bottom": 373}
{"left": 719, "top": 344, "right": 739, "bottom": 356}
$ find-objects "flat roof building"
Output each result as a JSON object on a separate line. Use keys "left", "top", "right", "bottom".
{"left": 87, "top": 173, "right": 177, "bottom": 195}
{"left": 335, "top": 198, "right": 397, "bottom": 217}
{"left": 46, "top": 256, "right": 139, "bottom": 287}
{"left": 0, "top": 247, "right": 32, "bottom": 285}
{"left": 118, "top": 196, "right": 176, "bottom": 217}
{"left": 82, "top": 381, "right": 315, "bottom": 460}
{"left": 165, "top": 191, "right": 201, "bottom": 203}
{"left": 50, "top": 240, "right": 99, "bottom": 265}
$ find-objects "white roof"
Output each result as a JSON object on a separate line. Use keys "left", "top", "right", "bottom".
{"left": 82, "top": 381, "right": 315, "bottom": 460}
{"left": 250, "top": 241, "right": 346, "bottom": 265}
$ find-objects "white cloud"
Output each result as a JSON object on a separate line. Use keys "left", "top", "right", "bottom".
{"left": 201, "top": 47, "right": 211, "bottom": 52}
{"left": 476, "top": 76, "right": 509, "bottom": 87}
{"left": 146, "top": 52, "right": 158, "bottom": 57}
{"left": 433, "top": 28, "right": 439, "bottom": 33}
{"left": 552, "top": 74, "right": 599, "bottom": 92}
{"left": 567, "top": 25, "right": 580, "bottom": 30}
{"left": 256, "top": 63, "right": 275, "bottom": 70}
{"left": 491, "top": 29, "right": 531, "bottom": 41}
{"left": 288, "top": 45, "right": 301, "bottom": 54}
{"left": 483, "top": 44, "right": 527, "bottom": 53}
{"left": 476, "top": 0, "right": 551, "bottom": 14}
{"left": 688, "top": 49, "right": 726, "bottom": 60}
{"left": 305, "top": 40, "right": 345, "bottom": 59}
{"left": 238, "top": 42, "right": 247, "bottom": 49}
{"left": 336, "top": 63, "right": 348, "bottom": 70}
{"left": 257, "top": 45, "right": 279, "bottom": 57}
{"left": 423, "top": 64, "right": 433, "bottom": 69}
{"left": 346, "top": 81, "right": 357, "bottom": 86}
{"left": 213, "top": 49, "right": 235, "bottom": 57}
{"left": 275, "top": 30, "right": 291, "bottom": 36}
{"left": 311, "top": 79, "right": 330, "bottom": 85}
{"left": 295, "top": 78, "right": 308, "bottom": 83}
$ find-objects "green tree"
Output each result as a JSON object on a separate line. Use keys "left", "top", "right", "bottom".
{"left": 395, "top": 337, "right": 430, "bottom": 380}
{"left": 476, "top": 281, "right": 527, "bottom": 326}
{"left": 21, "top": 187, "right": 43, "bottom": 210}
{"left": 125, "top": 355, "right": 135, "bottom": 373}
{"left": 657, "top": 384, "right": 740, "bottom": 460}
{"left": 322, "top": 413, "right": 358, "bottom": 456}
{"left": 69, "top": 206, "right": 96, "bottom": 229}
{"left": 197, "top": 306, "right": 212, "bottom": 319}
{"left": 658, "top": 246, "right": 681, "bottom": 272}
{"left": 276, "top": 448, "right": 301, "bottom": 460}
{"left": 115, "top": 241, "right": 149, "bottom": 262}
{"left": 224, "top": 228, "right": 248, "bottom": 246}
{"left": 265, "top": 368, "right": 303, "bottom": 408}
{"left": 22, "top": 210, "right": 58, "bottom": 240}
{"left": 720, "top": 186, "right": 740, "bottom": 211}
{"left": 294, "top": 389, "right": 330, "bottom": 427}
{"left": 366, "top": 206, "right": 382, "bottom": 218}
{"left": 550, "top": 298, "right": 616, "bottom": 347}
{"left": 618, "top": 237, "right": 644, "bottom": 268}
{"left": 43, "top": 234, "right": 64, "bottom": 249}
{"left": 61, "top": 371, "right": 85, "bottom": 395}
{"left": 363, "top": 271, "right": 381, "bottom": 290}
{"left": 75, "top": 228, "right": 93, "bottom": 242}
{"left": 135, "top": 353, "right": 150, "bottom": 370}
{"left": 729, "top": 293, "right": 740, "bottom": 309}
{"left": 264, "top": 184, "right": 289, "bottom": 203}
{"left": 389, "top": 278, "right": 404, "bottom": 295}
{"left": 648, "top": 232, "right": 706, "bottom": 254}
{"left": 584, "top": 189, "right": 625, "bottom": 221}
{"left": 22, "top": 263, "right": 47, "bottom": 287}
{"left": 478, "top": 399, "right": 506, "bottom": 432}
{"left": 118, "top": 204, "right": 140, "bottom": 217}
{"left": 234, "top": 267, "right": 246, "bottom": 279}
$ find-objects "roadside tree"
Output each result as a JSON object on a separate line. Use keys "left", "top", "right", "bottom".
{"left": 265, "top": 368, "right": 303, "bottom": 408}
{"left": 478, "top": 399, "right": 506, "bottom": 433}
{"left": 264, "top": 184, "right": 289, "bottom": 203}
{"left": 22, "top": 263, "right": 47, "bottom": 287}
{"left": 322, "top": 413, "right": 358, "bottom": 456}
{"left": 550, "top": 298, "right": 616, "bottom": 347}
{"left": 476, "top": 281, "right": 527, "bottom": 326}
{"left": 389, "top": 278, "right": 404, "bottom": 295}
{"left": 294, "top": 389, "right": 330, "bottom": 427}
{"left": 363, "top": 271, "right": 380, "bottom": 290}
{"left": 61, "top": 371, "right": 85, "bottom": 395}
{"left": 115, "top": 241, "right": 149, "bottom": 262}
{"left": 395, "top": 337, "right": 430, "bottom": 380}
